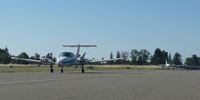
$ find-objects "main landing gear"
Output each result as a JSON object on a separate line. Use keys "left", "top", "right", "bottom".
{"left": 61, "top": 66, "right": 64, "bottom": 73}
{"left": 50, "top": 65, "right": 85, "bottom": 73}
{"left": 50, "top": 64, "right": 54, "bottom": 73}
{"left": 81, "top": 64, "right": 85, "bottom": 73}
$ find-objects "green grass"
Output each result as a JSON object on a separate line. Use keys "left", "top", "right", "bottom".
{"left": 0, "top": 64, "right": 164, "bottom": 73}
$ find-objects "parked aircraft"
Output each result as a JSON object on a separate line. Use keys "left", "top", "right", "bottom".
{"left": 12, "top": 44, "right": 123, "bottom": 73}
{"left": 161, "top": 60, "right": 186, "bottom": 70}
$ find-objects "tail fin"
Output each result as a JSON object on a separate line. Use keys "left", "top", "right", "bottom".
{"left": 63, "top": 44, "right": 97, "bottom": 57}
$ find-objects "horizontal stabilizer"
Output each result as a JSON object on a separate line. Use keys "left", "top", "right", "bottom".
{"left": 63, "top": 44, "right": 97, "bottom": 47}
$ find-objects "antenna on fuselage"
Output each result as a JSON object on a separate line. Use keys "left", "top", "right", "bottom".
{"left": 62, "top": 44, "right": 97, "bottom": 57}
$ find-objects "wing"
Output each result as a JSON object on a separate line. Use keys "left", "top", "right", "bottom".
{"left": 11, "top": 57, "right": 41, "bottom": 63}
{"left": 90, "top": 58, "right": 124, "bottom": 63}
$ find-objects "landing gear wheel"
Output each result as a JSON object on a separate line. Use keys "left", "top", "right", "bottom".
{"left": 50, "top": 64, "right": 54, "bottom": 73}
{"left": 81, "top": 65, "right": 85, "bottom": 73}
{"left": 61, "top": 69, "right": 64, "bottom": 73}
{"left": 51, "top": 69, "right": 54, "bottom": 73}
{"left": 61, "top": 66, "right": 64, "bottom": 73}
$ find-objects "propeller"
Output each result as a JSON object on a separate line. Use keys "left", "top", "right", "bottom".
{"left": 75, "top": 52, "right": 87, "bottom": 68}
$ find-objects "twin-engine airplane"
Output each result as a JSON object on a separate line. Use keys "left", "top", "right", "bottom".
{"left": 12, "top": 44, "right": 123, "bottom": 73}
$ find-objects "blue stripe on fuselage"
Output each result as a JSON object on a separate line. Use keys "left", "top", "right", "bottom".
{"left": 61, "top": 59, "right": 77, "bottom": 65}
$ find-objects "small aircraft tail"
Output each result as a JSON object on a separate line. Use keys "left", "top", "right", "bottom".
{"left": 62, "top": 44, "right": 97, "bottom": 57}
{"left": 165, "top": 60, "right": 170, "bottom": 67}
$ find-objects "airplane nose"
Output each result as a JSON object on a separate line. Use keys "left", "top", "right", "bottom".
{"left": 57, "top": 60, "right": 61, "bottom": 64}
{"left": 57, "top": 57, "right": 67, "bottom": 65}
{"left": 57, "top": 57, "right": 65, "bottom": 65}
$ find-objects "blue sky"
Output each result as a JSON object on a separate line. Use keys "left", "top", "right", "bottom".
{"left": 0, "top": 0, "right": 200, "bottom": 60}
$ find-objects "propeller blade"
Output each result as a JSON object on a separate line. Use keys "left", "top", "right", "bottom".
{"left": 81, "top": 52, "right": 86, "bottom": 58}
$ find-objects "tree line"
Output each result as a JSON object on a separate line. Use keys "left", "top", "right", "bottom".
{"left": 108, "top": 48, "right": 184, "bottom": 65}
{"left": 110, "top": 48, "right": 199, "bottom": 67}
{"left": 0, "top": 47, "right": 200, "bottom": 67}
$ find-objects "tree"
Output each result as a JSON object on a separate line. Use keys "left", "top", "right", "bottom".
{"left": 151, "top": 48, "right": 168, "bottom": 65}
{"left": 53, "top": 57, "right": 57, "bottom": 62}
{"left": 137, "top": 56, "right": 143, "bottom": 65}
{"left": 116, "top": 51, "right": 121, "bottom": 58}
{"left": 168, "top": 53, "right": 172, "bottom": 64}
{"left": 0, "top": 47, "right": 10, "bottom": 64}
{"left": 18, "top": 52, "right": 29, "bottom": 59}
{"left": 30, "top": 56, "right": 35, "bottom": 59}
{"left": 108, "top": 52, "right": 114, "bottom": 64}
{"left": 46, "top": 53, "right": 53, "bottom": 60}
{"left": 116, "top": 51, "right": 121, "bottom": 64}
{"left": 122, "top": 51, "right": 129, "bottom": 60}
{"left": 185, "top": 55, "right": 200, "bottom": 66}
{"left": 151, "top": 48, "right": 162, "bottom": 65}
{"left": 191, "top": 55, "right": 200, "bottom": 66}
{"left": 121, "top": 51, "right": 129, "bottom": 64}
{"left": 110, "top": 52, "right": 113, "bottom": 59}
{"left": 130, "top": 49, "right": 150, "bottom": 65}
{"left": 130, "top": 49, "right": 139, "bottom": 65}
{"left": 0, "top": 53, "right": 10, "bottom": 64}
{"left": 138, "top": 49, "right": 150, "bottom": 65}
{"left": 34, "top": 53, "right": 40, "bottom": 60}
{"left": 0, "top": 55, "right": 2, "bottom": 63}
{"left": 29, "top": 53, "right": 41, "bottom": 64}
{"left": 172, "top": 52, "right": 182, "bottom": 65}
{"left": 185, "top": 57, "right": 192, "bottom": 65}
{"left": 161, "top": 50, "right": 168, "bottom": 64}
{"left": 17, "top": 52, "right": 29, "bottom": 64}
{"left": 5, "top": 47, "right": 8, "bottom": 53}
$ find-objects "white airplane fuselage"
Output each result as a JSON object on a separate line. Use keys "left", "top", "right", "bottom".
{"left": 57, "top": 52, "right": 78, "bottom": 66}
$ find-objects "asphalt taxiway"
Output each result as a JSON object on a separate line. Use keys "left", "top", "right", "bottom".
{"left": 0, "top": 70, "right": 200, "bottom": 100}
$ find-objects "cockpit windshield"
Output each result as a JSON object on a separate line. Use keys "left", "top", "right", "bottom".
{"left": 60, "top": 52, "right": 74, "bottom": 58}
